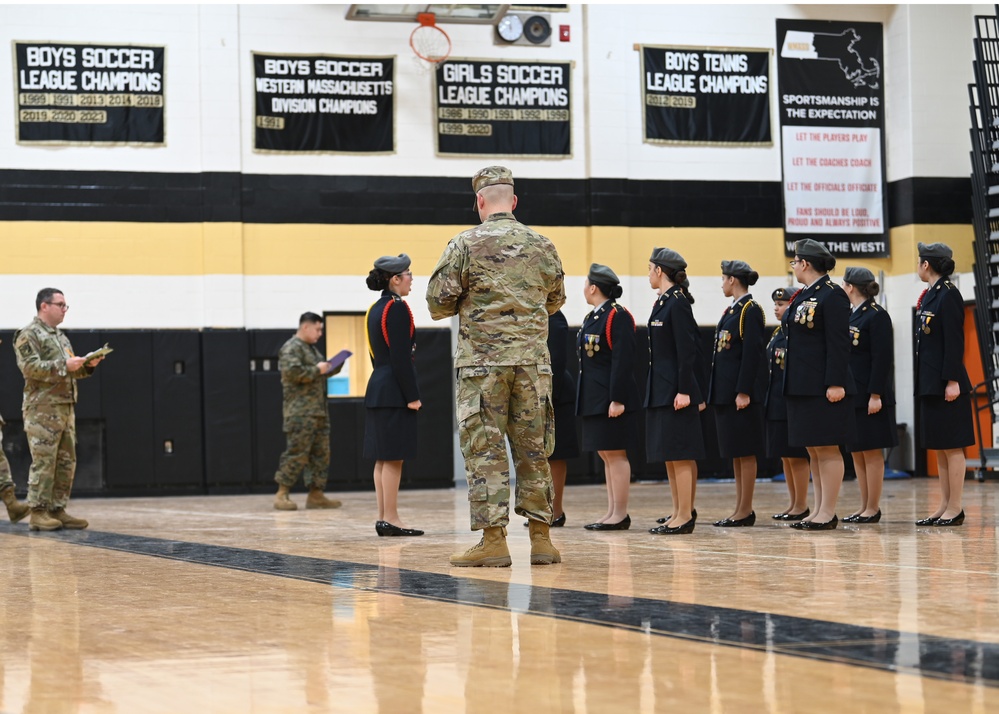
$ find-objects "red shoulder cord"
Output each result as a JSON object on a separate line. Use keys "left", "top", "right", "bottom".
{"left": 789, "top": 288, "right": 802, "bottom": 303}
{"left": 915, "top": 288, "right": 928, "bottom": 311}
{"left": 604, "top": 305, "right": 635, "bottom": 350}
{"left": 380, "top": 299, "right": 415, "bottom": 347}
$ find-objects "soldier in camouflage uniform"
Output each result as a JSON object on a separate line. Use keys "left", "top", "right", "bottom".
{"left": 427, "top": 166, "right": 566, "bottom": 567}
{"left": 14, "top": 288, "right": 103, "bottom": 531}
{"left": 273, "top": 312, "right": 343, "bottom": 511}
{"left": 0, "top": 411, "right": 31, "bottom": 523}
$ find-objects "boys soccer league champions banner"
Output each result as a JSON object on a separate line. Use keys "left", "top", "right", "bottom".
{"left": 776, "top": 20, "right": 888, "bottom": 258}
{"left": 253, "top": 53, "right": 394, "bottom": 153}
{"left": 14, "top": 42, "right": 164, "bottom": 145}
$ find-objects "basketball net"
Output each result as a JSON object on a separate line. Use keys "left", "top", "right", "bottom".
{"left": 410, "top": 12, "right": 451, "bottom": 76}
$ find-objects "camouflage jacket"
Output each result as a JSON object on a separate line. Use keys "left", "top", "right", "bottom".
{"left": 426, "top": 212, "right": 566, "bottom": 367}
{"left": 14, "top": 317, "right": 93, "bottom": 408}
{"left": 278, "top": 336, "right": 328, "bottom": 425}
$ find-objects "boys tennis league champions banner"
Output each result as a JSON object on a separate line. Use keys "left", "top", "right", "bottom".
{"left": 640, "top": 45, "right": 772, "bottom": 146}
{"left": 434, "top": 59, "right": 571, "bottom": 157}
{"left": 776, "top": 20, "right": 888, "bottom": 258}
{"left": 14, "top": 42, "right": 164, "bottom": 145}
{"left": 253, "top": 53, "right": 394, "bottom": 153}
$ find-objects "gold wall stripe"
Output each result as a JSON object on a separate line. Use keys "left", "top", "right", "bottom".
{"left": 0, "top": 221, "right": 974, "bottom": 277}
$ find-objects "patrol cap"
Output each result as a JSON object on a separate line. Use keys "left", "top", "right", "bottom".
{"left": 917, "top": 242, "right": 953, "bottom": 260}
{"left": 721, "top": 259, "right": 754, "bottom": 278}
{"left": 793, "top": 238, "right": 833, "bottom": 261}
{"left": 587, "top": 263, "right": 620, "bottom": 286}
{"left": 650, "top": 247, "right": 687, "bottom": 271}
{"left": 373, "top": 253, "right": 411, "bottom": 274}
{"left": 843, "top": 266, "right": 876, "bottom": 285}
{"left": 772, "top": 287, "right": 794, "bottom": 302}
{"left": 472, "top": 166, "right": 514, "bottom": 194}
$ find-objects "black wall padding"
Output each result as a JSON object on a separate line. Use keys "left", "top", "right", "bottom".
{"left": 99, "top": 331, "right": 155, "bottom": 488}
{"left": 202, "top": 330, "right": 253, "bottom": 489}
{"left": 250, "top": 329, "right": 289, "bottom": 489}
{"left": 152, "top": 331, "right": 203, "bottom": 489}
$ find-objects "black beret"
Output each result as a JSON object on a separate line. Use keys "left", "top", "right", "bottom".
{"left": 721, "top": 259, "right": 754, "bottom": 277}
{"left": 917, "top": 242, "right": 953, "bottom": 260}
{"left": 793, "top": 238, "right": 833, "bottom": 261}
{"left": 843, "top": 266, "right": 875, "bottom": 285}
{"left": 650, "top": 247, "right": 687, "bottom": 271}
{"left": 772, "top": 287, "right": 794, "bottom": 301}
{"left": 373, "top": 253, "right": 411, "bottom": 274}
{"left": 587, "top": 263, "right": 620, "bottom": 286}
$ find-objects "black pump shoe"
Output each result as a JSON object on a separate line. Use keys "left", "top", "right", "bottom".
{"left": 585, "top": 515, "right": 631, "bottom": 531}
{"left": 657, "top": 508, "right": 696, "bottom": 525}
{"left": 649, "top": 517, "right": 695, "bottom": 535}
{"left": 782, "top": 508, "right": 810, "bottom": 521}
{"left": 915, "top": 515, "right": 939, "bottom": 526}
{"left": 525, "top": 512, "right": 566, "bottom": 528}
{"left": 932, "top": 510, "right": 965, "bottom": 527}
{"left": 790, "top": 515, "right": 838, "bottom": 531}
{"left": 375, "top": 520, "right": 425, "bottom": 537}
{"left": 855, "top": 510, "right": 882, "bottom": 524}
{"left": 842, "top": 513, "right": 862, "bottom": 523}
{"left": 714, "top": 511, "right": 756, "bottom": 528}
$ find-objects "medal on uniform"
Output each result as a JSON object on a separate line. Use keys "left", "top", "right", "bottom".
{"left": 716, "top": 329, "right": 732, "bottom": 352}
{"left": 584, "top": 334, "right": 600, "bottom": 357}
{"left": 850, "top": 326, "right": 860, "bottom": 346}
{"left": 922, "top": 314, "right": 932, "bottom": 334}
{"left": 775, "top": 347, "right": 785, "bottom": 369}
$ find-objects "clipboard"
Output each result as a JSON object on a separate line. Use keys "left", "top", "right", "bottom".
{"left": 82, "top": 343, "right": 113, "bottom": 362}
{"left": 327, "top": 349, "right": 352, "bottom": 375}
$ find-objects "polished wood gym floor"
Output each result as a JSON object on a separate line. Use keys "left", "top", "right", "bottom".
{"left": 0, "top": 477, "right": 996, "bottom": 712}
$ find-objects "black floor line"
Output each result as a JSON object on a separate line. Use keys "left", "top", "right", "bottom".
{"left": 2, "top": 523, "right": 996, "bottom": 689}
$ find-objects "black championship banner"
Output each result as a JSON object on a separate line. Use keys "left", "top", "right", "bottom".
{"left": 776, "top": 20, "right": 888, "bottom": 258}
{"left": 641, "top": 45, "right": 771, "bottom": 146}
{"left": 253, "top": 53, "right": 394, "bottom": 154}
{"left": 434, "top": 59, "right": 571, "bottom": 157}
{"left": 14, "top": 42, "right": 164, "bottom": 145}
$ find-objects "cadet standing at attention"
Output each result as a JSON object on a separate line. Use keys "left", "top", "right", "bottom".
{"left": 273, "top": 312, "right": 344, "bottom": 511}
{"left": 427, "top": 165, "right": 566, "bottom": 567}
{"left": 15, "top": 288, "right": 104, "bottom": 531}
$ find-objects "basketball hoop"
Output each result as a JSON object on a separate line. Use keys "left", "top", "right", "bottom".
{"left": 410, "top": 13, "right": 452, "bottom": 66}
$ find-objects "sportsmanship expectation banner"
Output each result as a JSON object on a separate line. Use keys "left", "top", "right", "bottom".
{"left": 434, "top": 59, "right": 571, "bottom": 157}
{"left": 253, "top": 53, "right": 394, "bottom": 153}
{"left": 640, "top": 45, "right": 771, "bottom": 146}
{"left": 776, "top": 19, "right": 888, "bottom": 258}
{"left": 14, "top": 41, "right": 164, "bottom": 145}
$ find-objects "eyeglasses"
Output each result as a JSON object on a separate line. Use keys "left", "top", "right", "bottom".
{"left": 788, "top": 259, "right": 801, "bottom": 267}
{"left": 46, "top": 301, "right": 69, "bottom": 310}
{"left": 398, "top": 271, "right": 413, "bottom": 278}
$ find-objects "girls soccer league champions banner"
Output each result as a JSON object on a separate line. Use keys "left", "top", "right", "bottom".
{"left": 776, "top": 20, "right": 888, "bottom": 258}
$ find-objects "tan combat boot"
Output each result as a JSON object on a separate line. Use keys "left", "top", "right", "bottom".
{"left": 0, "top": 486, "right": 30, "bottom": 523}
{"left": 528, "top": 521, "right": 562, "bottom": 565}
{"left": 49, "top": 508, "right": 88, "bottom": 530}
{"left": 28, "top": 507, "right": 63, "bottom": 532}
{"left": 450, "top": 526, "right": 512, "bottom": 567}
{"left": 274, "top": 485, "right": 297, "bottom": 511}
{"left": 305, "top": 488, "right": 342, "bottom": 509}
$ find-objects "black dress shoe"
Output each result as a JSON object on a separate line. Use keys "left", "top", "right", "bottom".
{"left": 790, "top": 515, "right": 838, "bottom": 531}
{"left": 657, "top": 508, "right": 696, "bottom": 525}
{"left": 915, "top": 515, "right": 939, "bottom": 526}
{"left": 782, "top": 509, "right": 809, "bottom": 521}
{"left": 714, "top": 511, "right": 756, "bottom": 528}
{"left": 933, "top": 510, "right": 965, "bottom": 527}
{"left": 855, "top": 510, "right": 882, "bottom": 524}
{"left": 525, "top": 512, "right": 566, "bottom": 527}
{"left": 585, "top": 515, "right": 631, "bottom": 531}
{"left": 375, "top": 520, "right": 425, "bottom": 537}
{"left": 842, "top": 513, "right": 862, "bottom": 523}
{"left": 649, "top": 517, "right": 695, "bottom": 535}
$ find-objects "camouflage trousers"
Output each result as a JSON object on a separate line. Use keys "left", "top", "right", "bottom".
{"left": 456, "top": 364, "right": 555, "bottom": 531}
{"left": 274, "top": 416, "right": 330, "bottom": 489}
{"left": 0, "top": 426, "right": 14, "bottom": 492}
{"left": 25, "top": 404, "right": 77, "bottom": 509}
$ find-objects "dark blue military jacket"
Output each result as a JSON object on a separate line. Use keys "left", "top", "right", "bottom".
{"left": 914, "top": 279, "right": 972, "bottom": 396}
{"left": 782, "top": 276, "right": 855, "bottom": 396}
{"left": 645, "top": 286, "right": 702, "bottom": 409}
{"left": 549, "top": 310, "right": 576, "bottom": 408}
{"left": 765, "top": 325, "right": 789, "bottom": 421}
{"left": 365, "top": 291, "right": 419, "bottom": 407}
{"left": 575, "top": 301, "right": 640, "bottom": 416}
{"left": 849, "top": 299, "right": 895, "bottom": 407}
{"left": 708, "top": 294, "right": 767, "bottom": 404}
